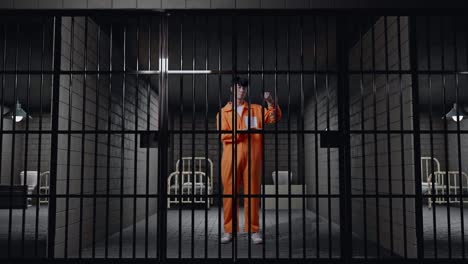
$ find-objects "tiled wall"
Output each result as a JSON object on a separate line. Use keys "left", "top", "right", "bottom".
{"left": 54, "top": 17, "right": 159, "bottom": 257}
{"left": 347, "top": 16, "right": 416, "bottom": 257}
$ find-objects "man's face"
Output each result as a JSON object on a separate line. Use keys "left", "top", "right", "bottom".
{"left": 233, "top": 84, "right": 247, "bottom": 101}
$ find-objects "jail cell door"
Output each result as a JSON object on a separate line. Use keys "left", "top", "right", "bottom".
{"left": 160, "top": 13, "right": 345, "bottom": 261}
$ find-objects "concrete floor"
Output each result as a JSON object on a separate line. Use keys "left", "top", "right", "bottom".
{"left": 3, "top": 204, "right": 468, "bottom": 259}
{"left": 423, "top": 205, "right": 468, "bottom": 258}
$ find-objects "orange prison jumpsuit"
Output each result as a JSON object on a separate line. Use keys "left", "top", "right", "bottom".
{"left": 216, "top": 101, "right": 281, "bottom": 233}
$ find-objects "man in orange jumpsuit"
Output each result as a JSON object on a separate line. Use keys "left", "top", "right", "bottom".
{"left": 217, "top": 77, "right": 281, "bottom": 244}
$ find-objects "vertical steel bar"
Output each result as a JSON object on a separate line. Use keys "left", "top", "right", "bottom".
{"left": 133, "top": 17, "right": 140, "bottom": 259}
{"left": 370, "top": 18, "right": 381, "bottom": 258}
{"left": 359, "top": 16, "right": 368, "bottom": 259}
{"left": 457, "top": 15, "right": 467, "bottom": 259}
{"left": 78, "top": 17, "right": 89, "bottom": 258}
{"left": 409, "top": 15, "right": 425, "bottom": 262}
{"left": 247, "top": 14, "right": 252, "bottom": 259}
{"left": 178, "top": 15, "right": 183, "bottom": 259}
{"left": 232, "top": 14, "right": 238, "bottom": 261}
{"left": 217, "top": 15, "right": 222, "bottom": 258}
{"left": 313, "top": 15, "right": 319, "bottom": 259}
{"left": 35, "top": 18, "right": 46, "bottom": 257}
{"left": 64, "top": 17, "right": 74, "bottom": 258}
{"left": 383, "top": 16, "right": 395, "bottom": 256}
{"left": 157, "top": 14, "right": 169, "bottom": 262}
{"left": 440, "top": 16, "right": 452, "bottom": 259}
{"left": 191, "top": 15, "right": 196, "bottom": 259}
{"left": 48, "top": 15, "right": 62, "bottom": 259}
{"left": 204, "top": 15, "right": 209, "bottom": 260}
{"left": 7, "top": 23, "right": 19, "bottom": 259}
{"left": 144, "top": 17, "right": 151, "bottom": 259}
{"left": 119, "top": 23, "right": 127, "bottom": 259}
{"left": 274, "top": 14, "right": 280, "bottom": 260}
{"left": 397, "top": 16, "right": 409, "bottom": 259}
{"left": 105, "top": 23, "right": 113, "bottom": 259}
{"left": 336, "top": 14, "right": 352, "bottom": 263}
{"left": 325, "top": 17, "right": 332, "bottom": 259}
{"left": 299, "top": 15, "right": 307, "bottom": 260}
{"left": 92, "top": 23, "right": 101, "bottom": 259}
{"left": 261, "top": 15, "right": 266, "bottom": 259}
{"left": 21, "top": 21, "right": 33, "bottom": 257}
{"left": 0, "top": 23, "right": 5, "bottom": 257}
{"left": 286, "top": 15, "right": 292, "bottom": 260}
{"left": 427, "top": 16, "right": 437, "bottom": 258}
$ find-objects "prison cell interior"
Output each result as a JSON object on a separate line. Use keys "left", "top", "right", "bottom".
{"left": 0, "top": 12, "right": 468, "bottom": 262}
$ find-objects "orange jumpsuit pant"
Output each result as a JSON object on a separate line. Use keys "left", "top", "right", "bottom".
{"left": 217, "top": 101, "right": 281, "bottom": 233}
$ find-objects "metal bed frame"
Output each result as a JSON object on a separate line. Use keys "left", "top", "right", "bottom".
{"left": 167, "top": 157, "right": 214, "bottom": 208}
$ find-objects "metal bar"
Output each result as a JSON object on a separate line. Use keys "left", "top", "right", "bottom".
{"left": 370, "top": 16, "right": 381, "bottom": 258}
{"left": 78, "top": 16, "right": 89, "bottom": 258}
{"left": 409, "top": 14, "right": 425, "bottom": 262}
{"left": 119, "top": 23, "right": 127, "bottom": 259}
{"left": 21, "top": 20, "right": 33, "bottom": 257}
{"left": 204, "top": 15, "right": 209, "bottom": 260}
{"left": 286, "top": 15, "right": 293, "bottom": 260}
{"left": 336, "top": 14, "right": 352, "bottom": 262}
{"left": 325, "top": 16, "right": 332, "bottom": 259}
{"left": 456, "top": 15, "right": 466, "bottom": 259}
{"left": 35, "top": 17, "right": 46, "bottom": 258}
{"left": 64, "top": 16, "right": 75, "bottom": 258}
{"left": 313, "top": 15, "right": 320, "bottom": 259}
{"left": 383, "top": 16, "right": 395, "bottom": 256}
{"left": 48, "top": 15, "right": 62, "bottom": 259}
{"left": 157, "top": 14, "right": 169, "bottom": 262}
{"left": 247, "top": 14, "right": 252, "bottom": 260}
{"left": 92, "top": 22, "right": 101, "bottom": 259}
{"left": 144, "top": 17, "right": 151, "bottom": 259}
{"left": 105, "top": 22, "right": 113, "bottom": 259}
{"left": 397, "top": 15, "right": 409, "bottom": 259}
{"left": 191, "top": 15, "right": 196, "bottom": 259}
{"left": 232, "top": 14, "right": 238, "bottom": 261}
{"left": 7, "top": 22, "right": 19, "bottom": 259}
{"left": 217, "top": 14, "right": 223, "bottom": 259}
{"left": 426, "top": 15, "right": 437, "bottom": 258}
{"left": 178, "top": 15, "right": 184, "bottom": 259}
{"left": 261, "top": 14, "right": 266, "bottom": 260}
{"left": 299, "top": 14, "right": 307, "bottom": 260}
{"left": 274, "top": 14, "right": 280, "bottom": 260}
{"left": 0, "top": 23, "right": 5, "bottom": 257}
{"left": 359, "top": 15, "right": 368, "bottom": 259}
{"left": 133, "top": 17, "right": 140, "bottom": 259}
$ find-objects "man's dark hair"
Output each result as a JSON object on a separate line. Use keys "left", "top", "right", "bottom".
{"left": 233, "top": 77, "right": 249, "bottom": 88}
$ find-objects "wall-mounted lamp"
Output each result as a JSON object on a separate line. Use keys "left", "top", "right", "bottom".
{"left": 444, "top": 103, "right": 468, "bottom": 122}
{"left": 3, "top": 101, "right": 31, "bottom": 123}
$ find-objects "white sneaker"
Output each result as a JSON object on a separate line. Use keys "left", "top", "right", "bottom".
{"left": 251, "top": 233, "right": 263, "bottom": 244}
{"left": 221, "top": 233, "right": 232, "bottom": 244}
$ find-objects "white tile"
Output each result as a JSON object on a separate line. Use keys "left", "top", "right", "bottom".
{"left": 63, "top": 0, "right": 87, "bottom": 8}
{"left": 162, "top": 0, "right": 185, "bottom": 8}
{"left": 113, "top": 0, "right": 137, "bottom": 8}
{"left": 261, "top": 0, "right": 285, "bottom": 8}
{"left": 285, "top": 0, "right": 308, "bottom": 8}
{"left": 136, "top": 0, "right": 162, "bottom": 8}
{"left": 211, "top": 0, "right": 235, "bottom": 8}
{"left": 0, "top": 0, "right": 14, "bottom": 8}
{"left": 37, "top": 0, "right": 62, "bottom": 8}
{"left": 88, "top": 0, "right": 112, "bottom": 8}
{"left": 13, "top": 0, "right": 38, "bottom": 8}
{"left": 186, "top": 0, "right": 210, "bottom": 8}
{"left": 236, "top": 0, "right": 260, "bottom": 8}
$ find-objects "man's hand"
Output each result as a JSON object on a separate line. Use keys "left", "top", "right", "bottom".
{"left": 264, "top": 92, "right": 274, "bottom": 106}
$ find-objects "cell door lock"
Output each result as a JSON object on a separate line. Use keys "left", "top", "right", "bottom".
{"left": 320, "top": 130, "right": 343, "bottom": 148}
